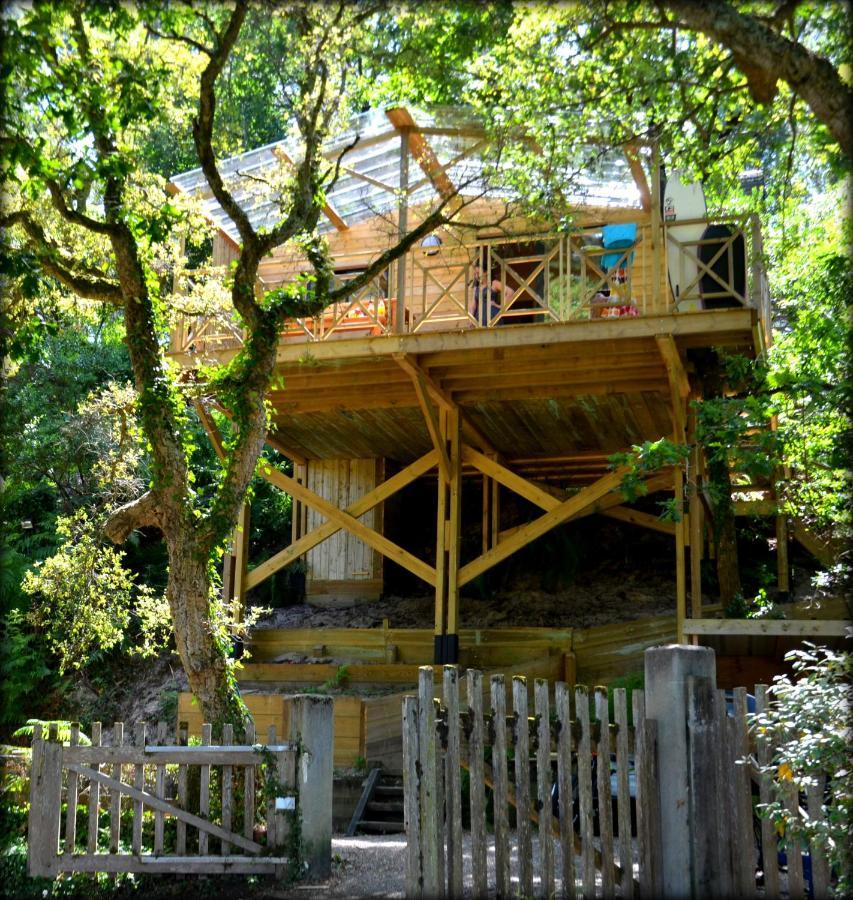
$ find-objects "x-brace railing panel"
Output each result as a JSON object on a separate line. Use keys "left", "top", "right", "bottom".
{"left": 487, "top": 242, "right": 561, "bottom": 324}
{"left": 410, "top": 256, "right": 476, "bottom": 330}
{"left": 665, "top": 219, "right": 749, "bottom": 305}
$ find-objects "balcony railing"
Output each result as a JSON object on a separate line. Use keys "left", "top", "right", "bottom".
{"left": 170, "top": 214, "right": 768, "bottom": 357}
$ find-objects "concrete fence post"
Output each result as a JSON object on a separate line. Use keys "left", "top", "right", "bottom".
{"left": 289, "top": 695, "right": 334, "bottom": 880}
{"left": 644, "top": 644, "right": 718, "bottom": 898}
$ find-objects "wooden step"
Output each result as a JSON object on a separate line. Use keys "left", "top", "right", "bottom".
{"left": 357, "top": 820, "right": 405, "bottom": 834}
{"left": 373, "top": 784, "right": 403, "bottom": 798}
{"left": 366, "top": 800, "right": 403, "bottom": 815}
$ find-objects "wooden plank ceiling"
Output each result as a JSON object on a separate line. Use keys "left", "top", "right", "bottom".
{"left": 261, "top": 314, "right": 755, "bottom": 479}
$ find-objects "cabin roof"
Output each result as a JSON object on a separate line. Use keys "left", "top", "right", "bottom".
{"left": 169, "top": 105, "right": 644, "bottom": 244}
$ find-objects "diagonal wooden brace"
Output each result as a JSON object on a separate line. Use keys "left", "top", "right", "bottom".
{"left": 458, "top": 467, "right": 630, "bottom": 586}
{"left": 67, "top": 765, "right": 264, "bottom": 854}
{"left": 246, "top": 450, "right": 439, "bottom": 590}
{"left": 255, "top": 460, "right": 436, "bottom": 587}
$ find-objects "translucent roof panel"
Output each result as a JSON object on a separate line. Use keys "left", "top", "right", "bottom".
{"left": 170, "top": 106, "right": 643, "bottom": 244}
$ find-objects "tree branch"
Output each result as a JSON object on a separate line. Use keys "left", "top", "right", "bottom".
{"left": 192, "top": 0, "right": 255, "bottom": 246}
{"left": 1, "top": 210, "right": 123, "bottom": 303}
{"left": 103, "top": 490, "right": 162, "bottom": 544}
{"left": 46, "top": 179, "right": 118, "bottom": 236}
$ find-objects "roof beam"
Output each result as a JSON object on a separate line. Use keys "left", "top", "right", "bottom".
{"left": 272, "top": 147, "right": 349, "bottom": 231}
{"left": 386, "top": 107, "right": 457, "bottom": 201}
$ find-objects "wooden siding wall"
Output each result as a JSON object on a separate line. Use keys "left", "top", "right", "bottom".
{"left": 176, "top": 692, "right": 366, "bottom": 769}
{"left": 301, "top": 458, "right": 384, "bottom": 601}
{"left": 213, "top": 233, "right": 240, "bottom": 267}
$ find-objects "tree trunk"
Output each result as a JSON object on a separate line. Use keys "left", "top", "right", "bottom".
{"left": 167, "top": 535, "right": 247, "bottom": 731}
{"left": 707, "top": 453, "right": 742, "bottom": 606}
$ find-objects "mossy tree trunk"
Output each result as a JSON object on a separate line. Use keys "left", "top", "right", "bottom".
{"left": 3, "top": 3, "right": 458, "bottom": 730}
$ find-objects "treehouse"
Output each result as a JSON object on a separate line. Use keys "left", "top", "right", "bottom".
{"left": 168, "top": 104, "right": 788, "bottom": 678}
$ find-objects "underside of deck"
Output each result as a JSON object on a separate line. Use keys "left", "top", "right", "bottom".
{"left": 252, "top": 309, "right": 758, "bottom": 473}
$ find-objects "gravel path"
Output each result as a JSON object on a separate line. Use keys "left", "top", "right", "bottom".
{"left": 265, "top": 833, "right": 617, "bottom": 898}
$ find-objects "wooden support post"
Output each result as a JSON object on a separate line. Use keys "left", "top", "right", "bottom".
{"left": 446, "top": 409, "right": 462, "bottom": 641}
{"left": 232, "top": 501, "right": 250, "bottom": 622}
{"left": 396, "top": 128, "right": 409, "bottom": 334}
{"left": 688, "top": 398, "right": 703, "bottom": 644}
{"left": 433, "top": 407, "right": 461, "bottom": 664}
{"left": 481, "top": 473, "right": 490, "bottom": 555}
{"left": 490, "top": 465, "right": 499, "bottom": 548}
{"left": 675, "top": 468, "right": 687, "bottom": 645}
{"left": 651, "top": 139, "right": 663, "bottom": 311}
{"left": 434, "top": 409, "right": 448, "bottom": 656}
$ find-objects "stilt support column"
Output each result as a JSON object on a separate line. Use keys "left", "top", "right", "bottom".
{"left": 434, "top": 407, "right": 462, "bottom": 664}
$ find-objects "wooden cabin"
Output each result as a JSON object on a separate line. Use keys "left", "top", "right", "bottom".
{"left": 169, "top": 105, "right": 780, "bottom": 670}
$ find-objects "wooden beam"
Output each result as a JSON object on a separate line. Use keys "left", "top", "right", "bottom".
{"left": 256, "top": 461, "right": 436, "bottom": 587}
{"left": 683, "top": 619, "right": 850, "bottom": 638}
{"left": 245, "top": 450, "right": 438, "bottom": 590}
{"left": 210, "top": 402, "right": 308, "bottom": 466}
{"left": 674, "top": 466, "right": 686, "bottom": 645}
{"left": 462, "top": 445, "right": 561, "bottom": 512}
{"left": 386, "top": 107, "right": 457, "bottom": 201}
{"left": 232, "top": 502, "right": 250, "bottom": 620}
{"left": 200, "top": 411, "right": 435, "bottom": 586}
{"left": 272, "top": 146, "right": 348, "bottom": 231}
{"left": 601, "top": 506, "right": 677, "bottom": 537}
{"left": 400, "top": 364, "right": 451, "bottom": 483}
{"left": 446, "top": 409, "right": 462, "bottom": 636}
{"left": 393, "top": 353, "right": 497, "bottom": 455}
{"left": 458, "top": 467, "right": 629, "bottom": 586}
{"left": 166, "top": 309, "right": 757, "bottom": 369}
{"left": 624, "top": 143, "right": 651, "bottom": 213}
{"left": 194, "top": 400, "right": 227, "bottom": 459}
{"left": 655, "top": 335, "right": 691, "bottom": 401}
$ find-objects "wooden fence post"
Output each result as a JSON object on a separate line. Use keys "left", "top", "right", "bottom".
{"left": 466, "top": 670, "right": 487, "bottom": 899}
{"left": 28, "top": 724, "right": 62, "bottom": 878}
{"left": 443, "top": 666, "right": 463, "bottom": 898}
{"left": 490, "top": 674, "right": 510, "bottom": 899}
{"left": 403, "top": 694, "right": 422, "bottom": 898}
{"left": 512, "top": 676, "right": 533, "bottom": 898}
{"left": 417, "top": 667, "right": 442, "bottom": 897}
{"left": 644, "top": 644, "right": 717, "bottom": 897}
{"left": 686, "top": 676, "right": 726, "bottom": 897}
{"left": 289, "top": 694, "right": 334, "bottom": 880}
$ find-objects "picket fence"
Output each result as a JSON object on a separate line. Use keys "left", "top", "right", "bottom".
{"left": 403, "top": 663, "right": 834, "bottom": 899}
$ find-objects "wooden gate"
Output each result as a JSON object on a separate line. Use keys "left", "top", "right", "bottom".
{"left": 402, "top": 666, "right": 658, "bottom": 898}
{"left": 28, "top": 696, "right": 333, "bottom": 879}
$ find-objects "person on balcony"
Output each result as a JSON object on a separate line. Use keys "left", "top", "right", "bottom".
{"left": 470, "top": 263, "right": 514, "bottom": 326}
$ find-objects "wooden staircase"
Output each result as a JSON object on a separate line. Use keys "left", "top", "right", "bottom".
{"left": 346, "top": 768, "right": 405, "bottom": 835}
